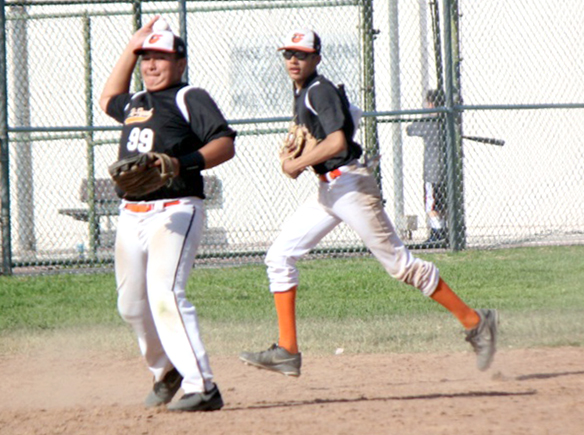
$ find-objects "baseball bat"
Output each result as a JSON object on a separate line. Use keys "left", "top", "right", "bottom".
{"left": 462, "top": 135, "right": 505, "bottom": 146}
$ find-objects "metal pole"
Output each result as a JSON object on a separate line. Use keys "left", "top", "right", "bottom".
{"left": 0, "top": 0, "right": 12, "bottom": 274}
{"left": 361, "top": 0, "right": 380, "bottom": 188}
{"left": 418, "top": 0, "right": 429, "bottom": 94}
{"left": 132, "top": 0, "right": 142, "bottom": 92}
{"left": 178, "top": 0, "right": 188, "bottom": 82}
{"left": 449, "top": 0, "right": 465, "bottom": 249}
{"left": 83, "top": 15, "right": 97, "bottom": 257}
{"left": 11, "top": 5, "right": 35, "bottom": 252}
{"left": 441, "top": 0, "right": 465, "bottom": 250}
{"left": 388, "top": 0, "right": 404, "bottom": 233}
{"left": 430, "top": 0, "right": 444, "bottom": 94}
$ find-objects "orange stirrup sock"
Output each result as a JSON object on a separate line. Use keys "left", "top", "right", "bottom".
{"left": 274, "top": 286, "right": 298, "bottom": 354}
{"left": 430, "top": 278, "right": 480, "bottom": 330}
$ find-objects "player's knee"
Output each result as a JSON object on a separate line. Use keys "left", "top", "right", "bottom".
{"left": 265, "top": 247, "right": 293, "bottom": 272}
{"left": 117, "top": 298, "right": 145, "bottom": 323}
{"left": 265, "top": 252, "right": 299, "bottom": 292}
{"left": 394, "top": 259, "right": 439, "bottom": 297}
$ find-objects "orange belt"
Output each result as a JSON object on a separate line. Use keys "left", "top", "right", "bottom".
{"left": 318, "top": 168, "right": 343, "bottom": 183}
{"left": 124, "top": 200, "right": 181, "bottom": 213}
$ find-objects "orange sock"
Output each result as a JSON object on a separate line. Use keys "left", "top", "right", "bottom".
{"left": 430, "top": 278, "right": 480, "bottom": 330}
{"left": 274, "top": 286, "right": 299, "bottom": 354}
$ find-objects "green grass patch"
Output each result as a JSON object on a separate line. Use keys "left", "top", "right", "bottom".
{"left": 1, "top": 246, "right": 583, "bottom": 355}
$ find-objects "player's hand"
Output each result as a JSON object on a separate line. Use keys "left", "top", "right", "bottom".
{"left": 281, "top": 158, "right": 304, "bottom": 179}
{"left": 151, "top": 155, "right": 180, "bottom": 177}
{"left": 129, "top": 15, "right": 160, "bottom": 51}
{"left": 278, "top": 145, "right": 295, "bottom": 164}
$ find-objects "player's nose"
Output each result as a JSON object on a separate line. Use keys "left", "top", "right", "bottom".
{"left": 143, "top": 58, "right": 157, "bottom": 70}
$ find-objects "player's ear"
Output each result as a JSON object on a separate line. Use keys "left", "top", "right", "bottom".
{"left": 177, "top": 57, "right": 187, "bottom": 75}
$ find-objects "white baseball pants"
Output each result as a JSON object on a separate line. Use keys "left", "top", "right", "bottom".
{"left": 115, "top": 197, "right": 214, "bottom": 394}
{"left": 266, "top": 161, "right": 440, "bottom": 296}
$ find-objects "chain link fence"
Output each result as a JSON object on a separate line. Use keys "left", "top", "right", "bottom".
{"left": 1, "top": 0, "right": 583, "bottom": 274}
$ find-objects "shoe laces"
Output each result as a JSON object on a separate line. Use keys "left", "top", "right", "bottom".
{"left": 261, "top": 343, "right": 280, "bottom": 355}
{"left": 465, "top": 328, "right": 480, "bottom": 349}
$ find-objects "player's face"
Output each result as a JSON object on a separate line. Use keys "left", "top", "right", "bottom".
{"left": 140, "top": 51, "right": 186, "bottom": 92}
{"left": 283, "top": 51, "right": 321, "bottom": 88}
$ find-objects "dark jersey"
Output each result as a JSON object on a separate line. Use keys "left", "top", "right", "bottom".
{"left": 106, "top": 83, "right": 236, "bottom": 201}
{"left": 293, "top": 73, "right": 362, "bottom": 174}
{"left": 406, "top": 117, "right": 446, "bottom": 184}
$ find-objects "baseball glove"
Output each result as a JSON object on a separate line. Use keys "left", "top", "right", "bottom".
{"left": 108, "top": 152, "right": 174, "bottom": 197}
{"left": 279, "top": 124, "right": 320, "bottom": 163}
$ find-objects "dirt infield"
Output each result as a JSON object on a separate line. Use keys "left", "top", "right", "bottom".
{"left": 1, "top": 345, "right": 583, "bottom": 435}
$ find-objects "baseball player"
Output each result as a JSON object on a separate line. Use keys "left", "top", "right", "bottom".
{"left": 406, "top": 90, "right": 448, "bottom": 245}
{"left": 239, "top": 29, "right": 498, "bottom": 377}
{"left": 99, "top": 16, "right": 236, "bottom": 412}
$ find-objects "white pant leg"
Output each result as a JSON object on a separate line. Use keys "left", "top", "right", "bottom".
{"left": 266, "top": 196, "right": 341, "bottom": 293}
{"left": 115, "top": 209, "right": 170, "bottom": 382}
{"left": 325, "top": 165, "right": 440, "bottom": 296}
{"left": 116, "top": 198, "right": 214, "bottom": 394}
{"left": 145, "top": 198, "right": 214, "bottom": 394}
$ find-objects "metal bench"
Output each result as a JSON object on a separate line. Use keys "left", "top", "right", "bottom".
{"left": 59, "top": 176, "right": 226, "bottom": 249}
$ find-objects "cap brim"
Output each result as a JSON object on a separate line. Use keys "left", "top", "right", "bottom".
{"left": 278, "top": 46, "right": 316, "bottom": 53}
{"left": 134, "top": 47, "right": 177, "bottom": 55}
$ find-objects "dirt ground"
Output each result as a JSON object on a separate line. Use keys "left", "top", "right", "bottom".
{"left": 1, "top": 345, "right": 583, "bottom": 435}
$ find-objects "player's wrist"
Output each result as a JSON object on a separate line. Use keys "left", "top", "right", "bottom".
{"left": 178, "top": 151, "right": 205, "bottom": 172}
{"left": 170, "top": 157, "right": 181, "bottom": 177}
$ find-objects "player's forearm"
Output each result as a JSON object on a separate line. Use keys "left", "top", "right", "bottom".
{"left": 291, "top": 130, "right": 347, "bottom": 173}
{"left": 406, "top": 122, "right": 425, "bottom": 137}
{"left": 99, "top": 17, "right": 159, "bottom": 112}
{"left": 177, "top": 137, "right": 235, "bottom": 175}
{"left": 99, "top": 46, "right": 139, "bottom": 112}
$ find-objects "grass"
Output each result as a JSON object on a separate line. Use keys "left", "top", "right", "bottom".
{"left": 1, "top": 245, "right": 583, "bottom": 356}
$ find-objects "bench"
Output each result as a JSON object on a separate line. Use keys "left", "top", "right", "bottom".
{"left": 59, "top": 176, "right": 226, "bottom": 249}
{"left": 58, "top": 178, "right": 119, "bottom": 249}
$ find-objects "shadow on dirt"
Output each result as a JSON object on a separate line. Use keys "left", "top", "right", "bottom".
{"left": 227, "top": 389, "right": 537, "bottom": 411}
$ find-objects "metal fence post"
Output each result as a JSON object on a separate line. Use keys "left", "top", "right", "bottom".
{"left": 11, "top": 5, "right": 36, "bottom": 253}
{"left": 0, "top": 0, "right": 11, "bottom": 274}
{"left": 442, "top": 0, "right": 465, "bottom": 250}
{"left": 388, "top": 0, "right": 405, "bottom": 233}
{"left": 132, "top": 0, "right": 142, "bottom": 92}
{"left": 178, "top": 0, "right": 188, "bottom": 82}
{"left": 361, "top": 0, "right": 380, "bottom": 190}
{"left": 83, "top": 15, "right": 97, "bottom": 257}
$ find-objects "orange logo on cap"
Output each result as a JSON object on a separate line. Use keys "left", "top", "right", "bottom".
{"left": 291, "top": 33, "right": 305, "bottom": 43}
{"left": 148, "top": 34, "right": 162, "bottom": 43}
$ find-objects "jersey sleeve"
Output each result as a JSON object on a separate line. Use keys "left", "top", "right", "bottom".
{"left": 105, "top": 93, "right": 132, "bottom": 124}
{"left": 406, "top": 122, "right": 427, "bottom": 137}
{"left": 183, "top": 88, "right": 236, "bottom": 144}
{"left": 308, "top": 82, "right": 346, "bottom": 136}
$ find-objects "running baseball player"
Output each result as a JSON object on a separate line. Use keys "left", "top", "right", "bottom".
{"left": 239, "top": 29, "right": 497, "bottom": 377}
{"left": 99, "top": 16, "right": 236, "bottom": 411}
{"left": 406, "top": 90, "right": 448, "bottom": 245}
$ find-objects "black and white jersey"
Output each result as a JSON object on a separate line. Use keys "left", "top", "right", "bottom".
{"left": 107, "top": 82, "right": 236, "bottom": 201}
{"left": 293, "top": 73, "right": 362, "bottom": 174}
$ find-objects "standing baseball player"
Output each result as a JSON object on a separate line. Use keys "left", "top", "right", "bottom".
{"left": 99, "top": 16, "right": 236, "bottom": 411}
{"left": 239, "top": 29, "right": 497, "bottom": 376}
{"left": 406, "top": 90, "right": 448, "bottom": 245}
